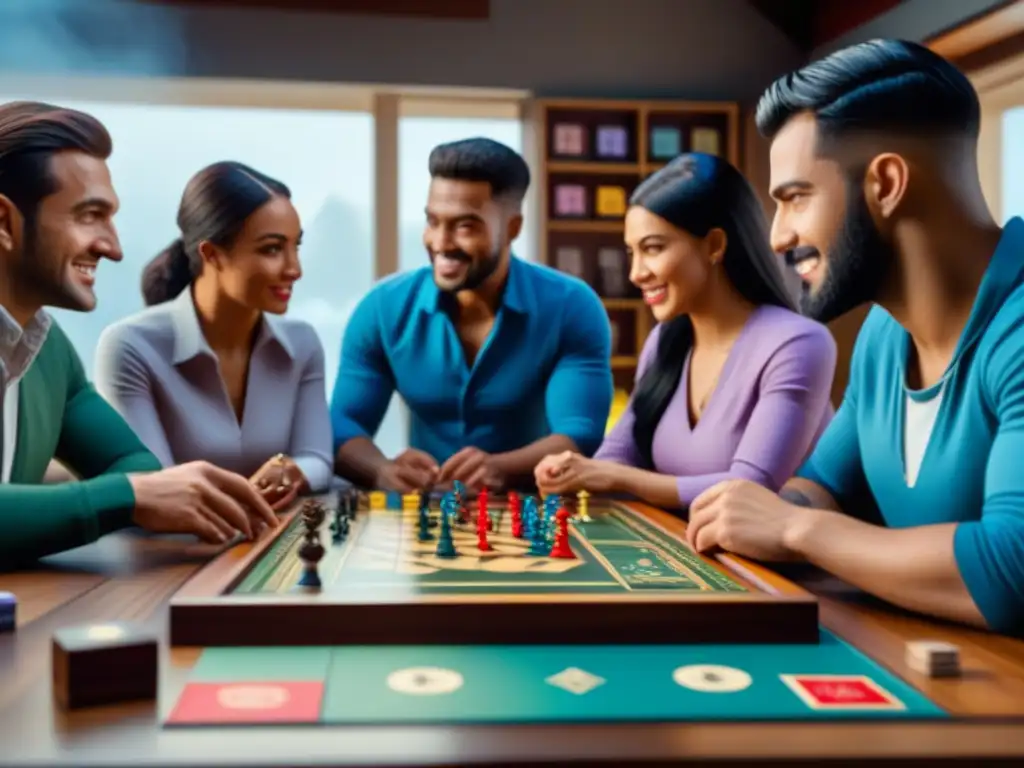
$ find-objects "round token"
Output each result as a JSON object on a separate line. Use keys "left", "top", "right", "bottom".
{"left": 386, "top": 666, "right": 464, "bottom": 696}
{"left": 216, "top": 684, "right": 291, "bottom": 709}
{"left": 672, "top": 664, "right": 752, "bottom": 693}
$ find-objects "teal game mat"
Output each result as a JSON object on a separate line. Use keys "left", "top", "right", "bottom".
{"left": 165, "top": 631, "right": 946, "bottom": 726}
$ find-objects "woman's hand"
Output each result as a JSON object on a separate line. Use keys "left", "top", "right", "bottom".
{"left": 250, "top": 453, "right": 305, "bottom": 511}
{"left": 534, "top": 451, "right": 619, "bottom": 495}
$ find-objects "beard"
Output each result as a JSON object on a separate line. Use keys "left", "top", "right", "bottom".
{"left": 800, "top": 190, "right": 895, "bottom": 323}
{"left": 430, "top": 246, "right": 502, "bottom": 293}
{"left": 16, "top": 223, "right": 97, "bottom": 313}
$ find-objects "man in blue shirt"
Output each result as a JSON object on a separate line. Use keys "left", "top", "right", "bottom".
{"left": 685, "top": 40, "right": 1024, "bottom": 635}
{"left": 331, "top": 138, "right": 612, "bottom": 494}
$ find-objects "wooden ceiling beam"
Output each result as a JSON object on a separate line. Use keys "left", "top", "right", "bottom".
{"left": 138, "top": 0, "right": 490, "bottom": 20}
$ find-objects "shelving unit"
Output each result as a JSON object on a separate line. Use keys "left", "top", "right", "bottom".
{"left": 531, "top": 98, "right": 740, "bottom": 391}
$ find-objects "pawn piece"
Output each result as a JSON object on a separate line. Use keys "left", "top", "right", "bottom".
{"left": 508, "top": 491, "right": 523, "bottom": 538}
{"left": 577, "top": 489, "right": 591, "bottom": 522}
{"left": 417, "top": 495, "right": 435, "bottom": 542}
{"left": 549, "top": 507, "right": 575, "bottom": 559}
{"left": 476, "top": 496, "right": 493, "bottom": 552}
{"left": 297, "top": 537, "right": 325, "bottom": 587}
{"left": 0, "top": 591, "right": 16, "bottom": 633}
{"left": 52, "top": 622, "right": 157, "bottom": 710}
{"left": 522, "top": 496, "right": 537, "bottom": 540}
{"left": 435, "top": 498, "right": 459, "bottom": 558}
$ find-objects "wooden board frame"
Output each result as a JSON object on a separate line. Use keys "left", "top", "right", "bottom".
{"left": 169, "top": 496, "right": 819, "bottom": 647}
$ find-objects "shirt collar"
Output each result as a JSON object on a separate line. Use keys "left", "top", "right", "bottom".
{"left": 0, "top": 304, "right": 51, "bottom": 382}
{"left": 414, "top": 255, "right": 532, "bottom": 316}
{"left": 169, "top": 288, "right": 295, "bottom": 365}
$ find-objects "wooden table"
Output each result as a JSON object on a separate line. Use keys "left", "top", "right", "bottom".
{"left": 4, "top": 528, "right": 1024, "bottom": 766}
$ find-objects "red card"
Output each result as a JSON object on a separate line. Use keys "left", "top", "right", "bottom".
{"left": 167, "top": 681, "right": 324, "bottom": 724}
{"left": 780, "top": 674, "right": 904, "bottom": 711}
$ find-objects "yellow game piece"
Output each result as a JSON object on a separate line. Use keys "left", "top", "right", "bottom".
{"left": 595, "top": 186, "right": 626, "bottom": 217}
{"left": 577, "top": 490, "right": 591, "bottom": 522}
{"left": 368, "top": 491, "right": 386, "bottom": 509}
{"left": 402, "top": 493, "right": 420, "bottom": 509}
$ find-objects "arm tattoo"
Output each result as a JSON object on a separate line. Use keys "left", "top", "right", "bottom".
{"left": 780, "top": 488, "right": 815, "bottom": 507}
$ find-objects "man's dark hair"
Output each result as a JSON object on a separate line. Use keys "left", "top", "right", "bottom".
{"left": 0, "top": 101, "right": 112, "bottom": 229}
{"left": 428, "top": 137, "right": 530, "bottom": 204}
{"left": 755, "top": 39, "right": 980, "bottom": 148}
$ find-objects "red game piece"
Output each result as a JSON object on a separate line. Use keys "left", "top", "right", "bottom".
{"left": 508, "top": 491, "right": 523, "bottom": 538}
{"left": 548, "top": 507, "right": 575, "bottom": 559}
{"left": 476, "top": 491, "right": 493, "bottom": 551}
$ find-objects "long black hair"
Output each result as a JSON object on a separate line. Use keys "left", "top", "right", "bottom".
{"left": 140, "top": 160, "right": 290, "bottom": 306}
{"left": 630, "top": 152, "right": 796, "bottom": 467}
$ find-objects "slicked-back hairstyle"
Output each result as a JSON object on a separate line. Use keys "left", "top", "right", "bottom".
{"left": 140, "top": 160, "right": 290, "bottom": 306}
{"left": 428, "top": 137, "right": 530, "bottom": 205}
{"left": 0, "top": 100, "right": 112, "bottom": 227}
{"left": 755, "top": 39, "right": 980, "bottom": 150}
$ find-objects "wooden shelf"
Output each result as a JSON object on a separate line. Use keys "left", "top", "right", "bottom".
{"left": 529, "top": 97, "right": 740, "bottom": 391}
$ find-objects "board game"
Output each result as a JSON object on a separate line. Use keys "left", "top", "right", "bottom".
{"left": 169, "top": 489, "right": 819, "bottom": 647}
{"left": 164, "top": 631, "right": 948, "bottom": 727}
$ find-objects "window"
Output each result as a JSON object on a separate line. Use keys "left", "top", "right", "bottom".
{"left": 397, "top": 101, "right": 534, "bottom": 273}
{"left": 1002, "top": 106, "right": 1024, "bottom": 222}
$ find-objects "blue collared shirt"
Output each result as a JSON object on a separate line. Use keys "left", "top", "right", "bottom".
{"left": 330, "top": 256, "right": 613, "bottom": 464}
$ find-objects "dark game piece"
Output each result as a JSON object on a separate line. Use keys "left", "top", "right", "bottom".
{"left": 436, "top": 497, "right": 458, "bottom": 558}
{"left": 298, "top": 500, "right": 326, "bottom": 587}
{"left": 52, "top": 621, "right": 158, "bottom": 710}
{"left": 417, "top": 494, "right": 435, "bottom": 542}
{"left": 549, "top": 507, "right": 575, "bottom": 559}
{"left": 0, "top": 591, "right": 15, "bottom": 633}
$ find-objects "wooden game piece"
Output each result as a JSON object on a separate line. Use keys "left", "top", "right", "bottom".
{"left": 52, "top": 621, "right": 158, "bottom": 710}
{"left": 297, "top": 501, "right": 326, "bottom": 587}
{"left": 549, "top": 508, "right": 575, "bottom": 559}
{"left": 905, "top": 640, "right": 961, "bottom": 677}
{"left": 0, "top": 591, "right": 15, "bottom": 633}
{"left": 436, "top": 497, "right": 458, "bottom": 558}
{"left": 417, "top": 494, "right": 434, "bottom": 542}
{"left": 577, "top": 490, "right": 591, "bottom": 521}
{"left": 368, "top": 491, "right": 386, "bottom": 509}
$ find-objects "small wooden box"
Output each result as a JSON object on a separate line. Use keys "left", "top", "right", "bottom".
{"left": 52, "top": 622, "right": 158, "bottom": 710}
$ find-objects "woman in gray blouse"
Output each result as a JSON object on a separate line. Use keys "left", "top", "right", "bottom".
{"left": 93, "top": 161, "right": 333, "bottom": 509}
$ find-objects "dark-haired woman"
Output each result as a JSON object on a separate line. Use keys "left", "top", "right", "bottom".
{"left": 535, "top": 153, "right": 835, "bottom": 510}
{"left": 93, "top": 161, "right": 333, "bottom": 509}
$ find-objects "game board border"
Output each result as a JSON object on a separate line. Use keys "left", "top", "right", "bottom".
{"left": 168, "top": 495, "right": 819, "bottom": 647}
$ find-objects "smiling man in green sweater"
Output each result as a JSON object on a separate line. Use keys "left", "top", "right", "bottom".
{"left": 0, "top": 101, "right": 279, "bottom": 568}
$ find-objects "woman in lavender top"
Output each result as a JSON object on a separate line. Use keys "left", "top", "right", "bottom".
{"left": 535, "top": 153, "right": 835, "bottom": 509}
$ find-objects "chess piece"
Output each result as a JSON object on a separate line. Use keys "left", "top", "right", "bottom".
{"left": 476, "top": 495, "right": 492, "bottom": 551}
{"left": 435, "top": 497, "right": 458, "bottom": 558}
{"left": 418, "top": 495, "right": 435, "bottom": 542}
{"left": 549, "top": 508, "right": 575, "bottom": 559}
{"left": 508, "top": 491, "right": 523, "bottom": 538}
{"left": 577, "top": 490, "right": 591, "bottom": 522}
{"left": 298, "top": 500, "right": 326, "bottom": 587}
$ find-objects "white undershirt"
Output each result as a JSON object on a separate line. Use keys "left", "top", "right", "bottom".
{"left": 1, "top": 378, "right": 18, "bottom": 483}
{"left": 903, "top": 386, "right": 945, "bottom": 487}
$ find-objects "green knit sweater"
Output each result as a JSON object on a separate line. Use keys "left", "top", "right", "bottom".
{"left": 1, "top": 321, "right": 161, "bottom": 568}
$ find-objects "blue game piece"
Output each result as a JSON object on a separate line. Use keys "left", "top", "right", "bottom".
{"left": 435, "top": 497, "right": 458, "bottom": 558}
{"left": 522, "top": 496, "right": 537, "bottom": 538}
{"left": 386, "top": 491, "right": 402, "bottom": 509}
{"left": 0, "top": 591, "right": 15, "bottom": 633}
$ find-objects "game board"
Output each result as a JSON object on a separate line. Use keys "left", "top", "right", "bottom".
{"left": 169, "top": 492, "right": 819, "bottom": 647}
{"left": 164, "top": 630, "right": 947, "bottom": 727}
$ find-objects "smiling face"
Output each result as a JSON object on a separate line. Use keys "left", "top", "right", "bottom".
{"left": 9, "top": 150, "right": 122, "bottom": 313}
{"left": 200, "top": 194, "right": 302, "bottom": 314}
{"left": 424, "top": 177, "right": 519, "bottom": 293}
{"left": 768, "top": 113, "right": 894, "bottom": 322}
{"left": 624, "top": 205, "right": 724, "bottom": 322}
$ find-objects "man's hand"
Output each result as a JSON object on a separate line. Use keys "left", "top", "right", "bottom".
{"left": 129, "top": 461, "right": 280, "bottom": 544}
{"left": 534, "top": 451, "right": 617, "bottom": 495}
{"left": 374, "top": 448, "right": 439, "bottom": 493}
{"left": 250, "top": 453, "right": 303, "bottom": 511}
{"left": 438, "top": 447, "right": 505, "bottom": 493}
{"left": 686, "top": 479, "right": 811, "bottom": 561}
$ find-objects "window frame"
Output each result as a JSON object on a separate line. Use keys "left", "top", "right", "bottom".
{"left": 971, "top": 51, "right": 1024, "bottom": 222}
{"left": 0, "top": 74, "right": 535, "bottom": 279}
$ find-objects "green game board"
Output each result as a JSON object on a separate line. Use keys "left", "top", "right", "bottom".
{"left": 165, "top": 630, "right": 946, "bottom": 726}
{"left": 232, "top": 501, "right": 747, "bottom": 596}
